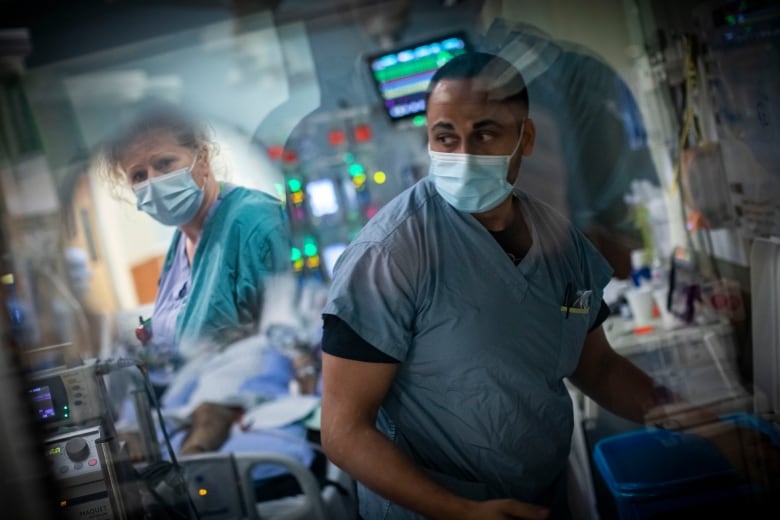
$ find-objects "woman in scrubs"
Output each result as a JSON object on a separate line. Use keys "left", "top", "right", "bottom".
{"left": 100, "top": 105, "right": 315, "bottom": 453}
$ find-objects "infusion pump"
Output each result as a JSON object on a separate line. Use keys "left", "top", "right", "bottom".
{"left": 26, "top": 361, "right": 142, "bottom": 519}
{"left": 27, "top": 361, "right": 110, "bottom": 429}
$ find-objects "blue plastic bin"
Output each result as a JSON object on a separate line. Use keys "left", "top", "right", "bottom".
{"left": 592, "top": 413, "right": 780, "bottom": 519}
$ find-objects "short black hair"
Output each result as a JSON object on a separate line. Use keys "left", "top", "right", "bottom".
{"left": 425, "top": 51, "right": 529, "bottom": 112}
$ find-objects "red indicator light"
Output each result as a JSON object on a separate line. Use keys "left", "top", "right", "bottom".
{"left": 282, "top": 150, "right": 298, "bottom": 164}
{"left": 268, "top": 145, "right": 284, "bottom": 160}
{"left": 328, "top": 130, "right": 346, "bottom": 146}
{"left": 354, "top": 124, "right": 372, "bottom": 143}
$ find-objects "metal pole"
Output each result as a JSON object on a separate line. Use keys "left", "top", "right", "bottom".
{"left": 131, "top": 388, "right": 162, "bottom": 463}
{"left": 96, "top": 436, "right": 127, "bottom": 520}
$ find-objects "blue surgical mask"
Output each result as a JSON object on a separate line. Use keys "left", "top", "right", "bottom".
{"left": 133, "top": 156, "right": 204, "bottom": 226}
{"left": 429, "top": 125, "right": 524, "bottom": 213}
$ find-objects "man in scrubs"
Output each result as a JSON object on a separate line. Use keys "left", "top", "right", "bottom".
{"left": 319, "top": 52, "right": 665, "bottom": 519}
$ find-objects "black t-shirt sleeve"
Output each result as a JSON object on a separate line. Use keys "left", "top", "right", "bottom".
{"left": 322, "top": 314, "right": 401, "bottom": 363}
{"left": 589, "top": 299, "right": 611, "bottom": 333}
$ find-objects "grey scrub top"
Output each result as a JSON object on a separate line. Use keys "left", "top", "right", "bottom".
{"left": 323, "top": 177, "right": 612, "bottom": 519}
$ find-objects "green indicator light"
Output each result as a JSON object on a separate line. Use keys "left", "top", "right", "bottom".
{"left": 412, "top": 115, "right": 426, "bottom": 127}
{"left": 343, "top": 152, "right": 354, "bottom": 163}
{"left": 63, "top": 406, "right": 68, "bottom": 409}
{"left": 725, "top": 14, "right": 736, "bottom": 25}
{"left": 287, "top": 179, "right": 302, "bottom": 192}
{"left": 304, "top": 243, "right": 318, "bottom": 257}
{"left": 349, "top": 163, "right": 364, "bottom": 176}
{"left": 290, "top": 247, "right": 302, "bottom": 262}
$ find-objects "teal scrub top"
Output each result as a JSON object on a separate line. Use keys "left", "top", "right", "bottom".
{"left": 323, "top": 177, "right": 612, "bottom": 518}
{"left": 158, "top": 186, "right": 291, "bottom": 360}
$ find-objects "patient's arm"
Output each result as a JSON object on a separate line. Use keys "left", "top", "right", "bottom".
{"left": 180, "top": 402, "right": 244, "bottom": 455}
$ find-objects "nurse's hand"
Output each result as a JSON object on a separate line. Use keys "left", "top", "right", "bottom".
{"left": 461, "top": 498, "right": 549, "bottom": 520}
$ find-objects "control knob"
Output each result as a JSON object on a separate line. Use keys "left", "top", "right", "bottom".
{"left": 65, "top": 438, "right": 89, "bottom": 462}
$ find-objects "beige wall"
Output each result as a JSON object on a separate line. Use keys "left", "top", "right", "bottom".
{"left": 482, "top": 0, "right": 636, "bottom": 80}
{"left": 480, "top": 0, "right": 690, "bottom": 258}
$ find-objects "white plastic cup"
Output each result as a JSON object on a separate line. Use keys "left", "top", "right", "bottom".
{"left": 626, "top": 287, "right": 654, "bottom": 328}
{"left": 653, "top": 287, "right": 681, "bottom": 330}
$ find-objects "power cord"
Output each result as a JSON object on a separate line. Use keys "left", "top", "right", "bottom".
{"left": 138, "top": 364, "right": 202, "bottom": 520}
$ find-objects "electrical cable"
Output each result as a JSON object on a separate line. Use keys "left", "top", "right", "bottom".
{"left": 93, "top": 357, "right": 197, "bottom": 518}
{"left": 668, "top": 33, "right": 724, "bottom": 288}
{"left": 138, "top": 364, "right": 202, "bottom": 520}
{"left": 672, "top": 36, "right": 725, "bottom": 284}
{"left": 136, "top": 461, "right": 190, "bottom": 520}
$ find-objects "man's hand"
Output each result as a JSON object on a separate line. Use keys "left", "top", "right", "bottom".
{"left": 643, "top": 401, "right": 717, "bottom": 430}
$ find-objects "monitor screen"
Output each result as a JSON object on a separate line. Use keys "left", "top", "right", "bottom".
{"left": 306, "top": 178, "right": 340, "bottom": 218}
{"left": 322, "top": 243, "right": 347, "bottom": 280}
{"left": 367, "top": 32, "right": 470, "bottom": 121}
{"left": 29, "top": 385, "right": 55, "bottom": 420}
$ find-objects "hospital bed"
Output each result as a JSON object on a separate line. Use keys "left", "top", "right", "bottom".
{"left": 100, "top": 307, "right": 358, "bottom": 519}
{"left": 179, "top": 449, "right": 357, "bottom": 519}
{"left": 113, "top": 365, "right": 358, "bottom": 520}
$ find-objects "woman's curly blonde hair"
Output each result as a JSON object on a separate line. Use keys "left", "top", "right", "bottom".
{"left": 94, "top": 103, "right": 222, "bottom": 202}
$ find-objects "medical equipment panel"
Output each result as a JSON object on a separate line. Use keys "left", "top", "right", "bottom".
{"left": 28, "top": 363, "right": 108, "bottom": 429}
{"left": 25, "top": 359, "right": 144, "bottom": 518}
{"left": 44, "top": 426, "right": 115, "bottom": 519}
{"left": 275, "top": 106, "right": 422, "bottom": 282}
{"left": 179, "top": 454, "right": 249, "bottom": 519}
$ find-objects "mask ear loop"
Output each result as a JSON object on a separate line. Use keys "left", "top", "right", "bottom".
{"left": 190, "top": 152, "right": 208, "bottom": 190}
{"left": 508, "top": 121, "right": 526, "bottom": 190}
{"left": 511, "top": 120, "right": 526, "bottom": 158}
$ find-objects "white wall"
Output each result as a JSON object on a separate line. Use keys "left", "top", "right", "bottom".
{"left": 89, "top": 174, "right": 173, "bottom": 310}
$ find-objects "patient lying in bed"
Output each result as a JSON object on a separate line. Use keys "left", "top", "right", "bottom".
{"left": 162, "top": 331, "right": 320, "bottom": 456}
{"left": 112, "top": 329, "right": 322, "bottom": 468}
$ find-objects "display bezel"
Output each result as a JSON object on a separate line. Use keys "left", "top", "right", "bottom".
{"left": 364, "top": 31, "right": 471, "bottom": 123}
{"left": 28, "top": 376, "right": 68, "bottom": 423}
